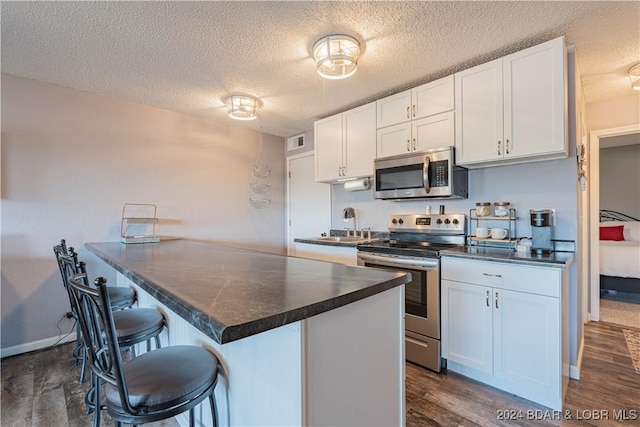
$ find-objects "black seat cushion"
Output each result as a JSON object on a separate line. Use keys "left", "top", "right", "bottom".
{"left": 105, "top": 346, "right": 218, "bottom": 410}
{"left": 107, "top": 287, "right": 136, "bottom": 309}
{"left": 112, "top": 309, "right": 164, "bottom": 340}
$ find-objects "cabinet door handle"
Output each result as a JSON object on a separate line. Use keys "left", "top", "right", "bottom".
{"left": 407, "top": 139, "right": 411, "bottom": 151}
{"left": 482, "top": 273, "right": 502, "bottom": 278}
{"left": 412, "top": 105, "right": 416, "bottom": 117}
{"left": 505, "top": 139, "right": 510, "bottom": 154}
{"left": 497, "top": 140, "right": 501, "bottom": 156}
{"left": 406, "top": 106, "right": 410, "bottom": 119}
{"left": 486, "top": 290, "right": 490, "bottom": 307}
{"left": 412, "top": 138, "right": 416, "bottom": 150}
{"left": 495, "top": 292, "right": 499, "bottom": 309}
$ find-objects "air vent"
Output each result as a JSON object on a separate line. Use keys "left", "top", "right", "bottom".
{"left": 287, "top": 134, "right": 305, "bottom": 151}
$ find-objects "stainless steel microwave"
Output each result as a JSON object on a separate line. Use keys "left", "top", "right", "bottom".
{"left": 374, "top": 147, "right": 468, "bottom": 200}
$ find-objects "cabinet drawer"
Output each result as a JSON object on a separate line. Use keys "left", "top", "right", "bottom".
{"left": 441, "top": 257, "right": 560, "bottom": 297}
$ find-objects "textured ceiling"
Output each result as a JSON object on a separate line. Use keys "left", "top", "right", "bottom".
{"left": 2, "top": 1, "right": 639, "bottom": 138}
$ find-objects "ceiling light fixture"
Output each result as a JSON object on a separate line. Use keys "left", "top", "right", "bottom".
{"left": 629, "top": 63, "right": 640, "bottom": 91}
{"left": 225, "top": 95, "right": 260, "bottom": 120}
{"left": 313, "top": 34, "right": 360, "bottom": 80}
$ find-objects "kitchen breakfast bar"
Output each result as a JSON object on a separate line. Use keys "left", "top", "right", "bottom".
{"left": 85, "top": 240, "right": 409, "bottom": 427}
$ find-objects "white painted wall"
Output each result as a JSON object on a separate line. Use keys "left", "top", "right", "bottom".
{"left": 600, "top": 144, "right": 640, "bottom": 218}
{"left": 1, "top": 74, "right": 286, "bottom": 353}
{"left": 585, "top": 93, "right": 640, "bottom": 324}
{"left": 331, "top": 158, "right": 578, "bottom": 240}
{"left": 586, "top": 94, "right": 640, "bottom": 131}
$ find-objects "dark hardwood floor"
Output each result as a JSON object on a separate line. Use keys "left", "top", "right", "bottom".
{"left": 407, "top": 321, "right": 640, "bottom": 427}
{"left": 2, "top": 321, "right": 639, "bottom": 426}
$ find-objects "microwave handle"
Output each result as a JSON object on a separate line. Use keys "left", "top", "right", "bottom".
{"left": 423, "top": 155, "right": 431, "bottom": 193}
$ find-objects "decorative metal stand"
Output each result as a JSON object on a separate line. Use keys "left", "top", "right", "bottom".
{"left": 468, "top": 208, "right": 518, "bottom": 250}
{"left": 120, "top": 203, "right": 160, "bottom": 244}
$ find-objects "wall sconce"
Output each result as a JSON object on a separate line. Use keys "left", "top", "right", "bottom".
{"left": 313, "top": 34, "right": 360, "bottom": 80}
{"left": 629, "top": 62, "right": 640, "bottom": 91}
{"left": 225, "top": 95, "right": 260, "bottom": 120}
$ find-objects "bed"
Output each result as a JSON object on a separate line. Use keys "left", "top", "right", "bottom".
{"left": 599, "top": 210, "right": 640, "bottom": 294}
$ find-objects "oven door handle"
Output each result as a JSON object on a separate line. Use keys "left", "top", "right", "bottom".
{"left": 358, "top": 253, "right": 438, "bottom": 269}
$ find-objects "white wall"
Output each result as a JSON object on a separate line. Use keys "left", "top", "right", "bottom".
{"left": 586, "top": 94, "right": 640, "bottom": 132}
{"left": 331, "top": 157, "right": 578, "bottom": 240}
{"left": 600, "top": 144, "right": 640, "bottom": 218}
{"left": 1, "top": 74, "right": 286, "bottom": 353}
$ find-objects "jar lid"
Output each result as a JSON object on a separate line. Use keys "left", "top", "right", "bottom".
{"left": 476, "top": 202, "right": 490, "bottom": 206}
{"left": 494, "top": 202, "right": 510, "bottom": 206}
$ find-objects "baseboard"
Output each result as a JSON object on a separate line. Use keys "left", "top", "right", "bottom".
{"left": 570, "top": 337, "right": 585, "bottom": 380}
{"left": 1, "top": 334, "right": 77, "bottom": 358}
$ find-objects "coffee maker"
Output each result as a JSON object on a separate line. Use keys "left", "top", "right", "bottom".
{"left": 530, "top": 209, "right": 554, "bottom": 254}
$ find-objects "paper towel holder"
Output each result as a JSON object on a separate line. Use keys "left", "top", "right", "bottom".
{"left": 344, "top": 177, "right": 370, "bottom": 192}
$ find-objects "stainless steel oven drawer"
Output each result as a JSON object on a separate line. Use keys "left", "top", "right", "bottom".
{"left": 406, "top": 331, "right": 441, "bottom": 372}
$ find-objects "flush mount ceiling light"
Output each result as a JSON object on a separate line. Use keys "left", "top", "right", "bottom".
{"left": 629, "top": 62, "right": 640, "bottom": 91}
{"left": 225, "top": 95, "right": 260, "bottom": 120}
{"left": 313, "top": 34, "right": 360, "bottom": 80}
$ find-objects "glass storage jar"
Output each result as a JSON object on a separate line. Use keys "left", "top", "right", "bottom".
{"left": 494, "top": 202, "right": 510, "bottom": 217}
{"left": 476, "top": 202, "right": 491, "bottom": 217}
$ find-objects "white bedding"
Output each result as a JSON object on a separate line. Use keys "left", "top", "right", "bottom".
{"left": 599, "top": 240, "right": 640, "bottom": 279}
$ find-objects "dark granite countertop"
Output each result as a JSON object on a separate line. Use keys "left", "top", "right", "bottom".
{"left": 441, "top": 246, "right": 574, "bottom": 268}
{"left": 85, "top": 240, "right": 409, "bottom": 344}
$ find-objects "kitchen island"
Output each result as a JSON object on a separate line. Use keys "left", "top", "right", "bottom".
{"left": 85, "top": 239, "right": 409, "bottom": 427}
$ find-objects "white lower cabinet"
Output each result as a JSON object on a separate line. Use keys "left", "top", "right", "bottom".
{"left": 441, "top": 256, "right": 568, "bottom": 410}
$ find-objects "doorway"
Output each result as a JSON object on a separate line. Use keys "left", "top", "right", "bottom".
{"left": 588, "top": 124, "right": 640, "bottom": 321}
{"left": 286, "top": 152, "right": 330, "bottom": 256}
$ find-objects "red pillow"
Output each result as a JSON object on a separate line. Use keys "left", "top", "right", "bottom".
{"left": 600, "top": 225, "right": 625, "bottom": 241}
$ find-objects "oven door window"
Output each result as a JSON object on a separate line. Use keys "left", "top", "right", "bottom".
{"left": 362, "top": 263, "right": 431, "bottom": 318}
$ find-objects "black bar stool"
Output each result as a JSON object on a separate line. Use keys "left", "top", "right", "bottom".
{"left": 57, "top": 250, "right": 166, "bottom": 422}
{"left": 68, "top": 274, "right": 219, "bottom": 427}
{"left": 53, "top": 240, "right": 137, "bottom": 383}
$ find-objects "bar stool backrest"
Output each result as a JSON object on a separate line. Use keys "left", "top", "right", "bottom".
{"left": 67, "top": 273, "right": 136, "bottom": 415}
{"left": 53, "top": 239, "right": 72, "bottom": 287}
{"left": 56, "top": 250, "right": 81, "bottom": 309}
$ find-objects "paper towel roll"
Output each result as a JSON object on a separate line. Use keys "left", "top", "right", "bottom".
{"left": 344, "top": 177, "right": 370, "bottom": 192}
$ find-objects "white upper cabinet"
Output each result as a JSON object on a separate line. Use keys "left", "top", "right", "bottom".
{"left": 376, "top": 90, "right": 412, "bottom": 128}
{"left": 455, "top": 37, "right": 567, "bottom": 167}
{"left": 314, "top": 113, "right": 343, "bottom": 182}
{"left": 314, "top": 102, "right": 376, "bottom": 183}
{"left": 343, "top": 103, "right": 377, "bottom": 179}
{"left": 412, "top": 111, "right": 455, "bottom": 153}
{"left": 376, "top": 76, "right": 455, "bottom": 158}
{"left": 412, "top": 75, "right": 455, "bottom": 120}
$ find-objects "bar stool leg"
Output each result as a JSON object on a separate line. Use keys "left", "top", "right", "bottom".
{"left": 209, "top": 392, "right": 219, "bottom": 427}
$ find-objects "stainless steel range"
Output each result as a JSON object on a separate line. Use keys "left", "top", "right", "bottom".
{"left": 357, "top": 213, "right": 466, "bottom": 372}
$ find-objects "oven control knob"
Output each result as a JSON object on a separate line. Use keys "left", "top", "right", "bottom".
{"left": 452, "top": 219, "right": 459, "bottom": 225}
{"left": 436, "top": 219, "right": 443, "bottom": 224}
{"left": 398, "top": 219, "right": 404, "bottom": 224}
{"left": 391, "top": 218, "right": 397, "bottom": 224}
{"left": 444, "top": 219, "right": 451, "bottom": 225}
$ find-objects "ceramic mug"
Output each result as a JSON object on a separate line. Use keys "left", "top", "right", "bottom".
{"left": 490, "top": 228, "right": 508, "bottom": 239}
{"left": 476, "top": 227, "right": 491, "bottom": 238}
